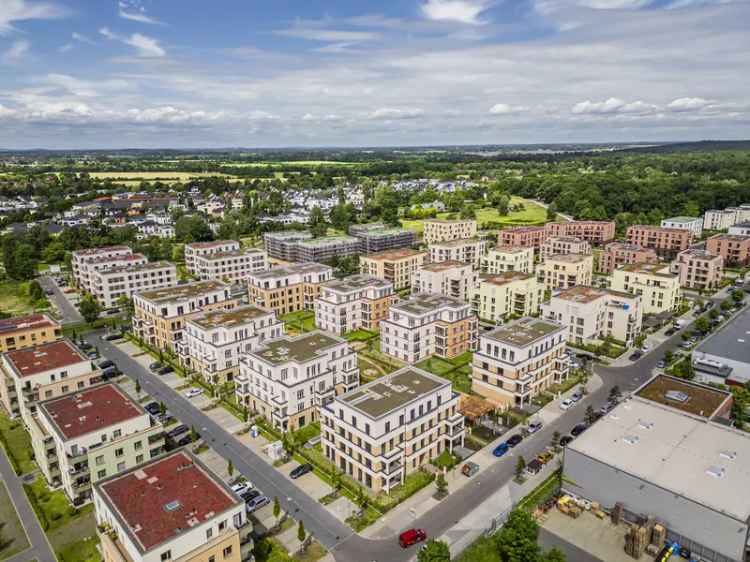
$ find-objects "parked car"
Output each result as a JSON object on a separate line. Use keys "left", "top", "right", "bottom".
{"left": 560, "top": 398, "right": 575, "bottom": 410}
{"left": 102, "top": 366, "right": 119, "bottom": 378}
{"left": 527, "top": 420, "right": 543, "bottom": 434}
{"left": 86, "top": 351, "right": 98, "bottom": 359}
{"left": 167, "top": 425, "right": 188, "bottom": 439}
{"left": 571, "top": 390, "right": 583, "bottom": 402}
{"left": 184, "top": 388, "right": 203, "bottom": 399}
{"left": 680, "top": 341, "right": 692, "bottom": 349}
{"left": 461, "top": 461, "right": 480, "bottom": 477}
{"left": 506, "top": 434, "right": 523, "bottom": 447}
{"left": 231, "top": 481, "right": 252, "bottom": 495}
{"left": 149, "top": 362, "right": 162, "bottom": 371}
{"left": 525, "top": 459, "right": 543, "bottom": 476}
{"left": 157, "top": 366, "right": 173, "bottom": 376}
{"left": 44, "top": 288, "right": 54, "bottom": 296}
{"left": 537, "top": 451, "right": 554, "bottom": 465}
{"left": 641, "top": 343, "right": 650, "bottom": 352}
{"left": 290, "top": 463, "right": 313, "bottom": 479}
{"left": 664, "top": 328, "right": 677, "bottom": 336}
{"left": 559, "top": 435, "right": 574, "bottom": 447}
{"left": 144, "top": 402, "right": 160, "bottom": 415}
{"left": 656, "top": 360, "right": 666, "bottom": 369}
{"left": 598, "top": 401, "right": 615, "bottom": 415}
{"left": 98, "top": 359, "right": 114, "bottom": 369}
{"left": 399, "top": 529, "right": 427, "bottom": 548}
{"left": 628, "top": 350, "right": 642, "bottom": 361}
{"left": 241, "top": 489, "right": 261, "bottom": 503}
{"left": 492, "top": 442, "right": 510, "bottom": 457}
{"left": 103, "top": 332, "right": 122, "bottom": 341}
{"left": 246, "top": 495, "right": 270, "bottom": 512}
{"left": 571, "top": 423, "right": 588, "bottom": 437}
{"left": 176, "top": 435, "right": 193, "bottom": 447}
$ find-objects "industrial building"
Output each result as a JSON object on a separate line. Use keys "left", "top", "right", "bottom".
{"left": 693, "top": 305, "right": 750, "bottom": 385}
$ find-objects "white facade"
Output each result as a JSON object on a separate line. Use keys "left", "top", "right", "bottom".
{"left": 413, "top": 261, "right": 478, "bottom": 303}
{"left": 483, "top": 246, "right": 535, "bottom": 275}
{"left": 184, "top": 240, "right": 241, "bottom": 276}
{"left": 314, "top": 275, "right": 395, "bottom": 336}
{"left": 192, "top": 249, "right": 268, "bottom": 282}
{"left": 90, "top": 261, "right": 177, "bottom": 308}
{"left": 661, "top": 217, "right": 703, "bottom": 238}
{"left": 703, "top": 209, "right": 738, "bottom": 231}
{"left": 71, "top": 246, "right": 145, "bottom": 295}
{"left": 728, "top": 222, "right": 750, "bottom": 236}
{"left": 428, "top": 238, "right": 487, "bottom": 268}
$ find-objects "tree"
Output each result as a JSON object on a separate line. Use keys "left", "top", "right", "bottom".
{"left": 297, "top": 520, "right": 306, "bottom": 543}
{"left": 116, "top": 295, "right": 134, "bottom": 317}
{"left": 355, "top": 485, "right": 370, "bottom": 510}
{"left": 584, "top": 405, "right": 596, "bottom": 425}
{"left": 79, "top": 294, "right": 101, "bottom": 324}
{"left": 331, "top": 469, "right": 343, "bottom": 492}
{"left": 732, "top": 289, "right": 745, "bottom": 303}
{"left": 541, "top": 548, "right": 567, "bottom": 562}
{"left": 135, "top": 379, "right": 141, "bottom": 396}
{"left": 608, "top": 385, "right": 621, "bottom": 403}
{"left": 281, "top": 433, "right": 298, "bottom": 458}
{"left": 227, "top": 459, "right": 234, "bottom": 477}
{"left": 273, "top": 496, "right": 281, "bottom": 522}
{"left": 494, "top": 509, "right": 541, "bottom": 562}
{"left": 694, "top": 316, "right": 710, "bottom": 334}
{"left": 42, "top": 241, "right": 66, "bottom": 263}
{"left": 28, "top": 280, "right": 44, "bottom": 302}
{"left": 191, "top": 425, "right": 200, "bottom": 443}
{"left": 436, "top": 472, "right": 448, "bottom": 496}
{"left": 175, "top": 215, "right": 213, "bottom": 243}
{"left": 159, "top": 401, "right": 166, "bottom": 416}
{"left": 459, "top": 205, "right": 476, "bottom": 220}
{"left": 721, "top": 299, "right": 733, "bottom": 312}
{"left": 709, "top": 307, "right": 719, "bottom": 319}
{"left": 417, "top": 539, "right": 451, "bottom": 562}
{"left": 664, "top": 350, "right": 674, "bottom": 365}
{"left": 309, "top": 206, "right": 328, "bottom": 238}
{"left": 551, "top": 431, "right": 560, "bottom": 450}
{"left": 515, "top": 456, "right": 526, "bottom": 479}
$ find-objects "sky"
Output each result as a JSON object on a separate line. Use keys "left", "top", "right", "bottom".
{"left": 0, "top": 0, "right": 748, "bottom": 149}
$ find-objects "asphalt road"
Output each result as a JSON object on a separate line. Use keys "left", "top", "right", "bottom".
{"left": 37, "top": 275, "right": 83, "bottom": 324}
{"left": 86, "top": 299, "right": 719, "bottom": 562}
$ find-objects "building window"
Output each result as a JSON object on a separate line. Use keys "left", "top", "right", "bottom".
{"left": 97, "top": 469, "right": 106, "bottom": 479}
{"left": 219, "top": 519, "right": 227, "bottom": 531}
{"left": 206, "top": 528, "right": 213, "bottom": 540}
{"left": 134, "top": 441, "right": 142, "bottom": 451}
{"left": 113, "top": 430, "right": 122, "bottom": 439}
{"left": 115, "top": 448, "right": 124, "bottom": 458}
{"left": 95, "top": 455, "right": 104, "bottom": 466}
{"left": 117, "top": 462, "right": 126, "bottom": 472}
{"left": 160, "top": 551, "right": 171, "bottom": 561}
{"left": 223, "top": 546, "right": 232, "bottom": 558}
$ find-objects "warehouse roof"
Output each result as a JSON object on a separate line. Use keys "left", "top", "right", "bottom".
{"left": 694, "top": 306, "right": 750, "bottom": 370}
{"left": 568, "top": 398, "right": 750, "bottom": 523}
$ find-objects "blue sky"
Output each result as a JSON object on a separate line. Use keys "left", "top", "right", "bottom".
{"left": 0, "top": 0, "right": 748, "bottom": 148}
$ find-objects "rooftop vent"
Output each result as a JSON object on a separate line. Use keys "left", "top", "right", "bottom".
{"left": 638, "top": 419, "right": 655, "bottom": 430}
{"left": 720, "top": 450, "right": 737, "bottom": 461}
{"left": 665, "top": 390, "right": 689, "bottom": 403}
{"left": 623, "top": 435, "right": 640, "bottom": 445}
{"left": 164, "top": 500, "right": 182, "bottom": 512}
{"left": 706, "top": 466, "right": 726, "bottom": 479}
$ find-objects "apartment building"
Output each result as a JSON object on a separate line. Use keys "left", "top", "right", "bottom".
{"left": 598, "top": 242, "right": 658, "bottom": 274}
{"left": 380, "top": 293, "right": 477, "bottom": 364}
{"left": 498, "top": 226, "right": 548, "bottom": 249}
{"left": 94, "top": 450, "right": 252, "bottom": 562}
{"left": 540, "top": 236, "right": 592, "bottom": 260}
{"left": 296, "top": 236, "right": 362, "bottom": 263}
{"left": 703, "top": 209, "right": 738, "bottom": 231}
{"left": 422, "top": 219, "right": 477, "bottom": 244}
{"left": 320, "top": 367, "right": 464, "bottom": 493}
{"left": 706, "top": 233, "right": 750, "bottom": 267}
{"left": 483, "top": 245, "right": 534, "bottom": 275}
{"left": 627, "top": 225, "right": 693, "bottom": 258}
{"left": 246, "top": 262, "right": 333, "bottom": 316}
{"left": 179, "top": 305, "right": 285, "bottom": 385}
{"left": 729, "top": 221, "right": 750, "bottom": 236}
{"left": 0, "top": 313, "right": 61, "bottom": 353}
{"left": 263, "top": 231, "right": 313, "bottom": 262}
{"left": 545, "top": 221, "right": 616, "bottom": 244}
{"left": 35, "top": 383, "right": 165, "bottom": 505}
{"left": 191, "top": 248, "right": 269, "bottom": 282}
{"left": 360, "top": 248, "right": 427, "bottom": 290}
{"left": 235, "top": 331, "right": 359, "bottom": 431}
{"left": 184, "top": 240, "right": 241, "bottom": 276}
{"left": 71, "top": 246, "right": 146, "bottom": 295}
{"left": 428, "top": 237, "right": 487, "bottom": 268}
{"left": 0, "top": 339, "right": 100, "bottom": 422}
{"left": 661, "top": 216, "right": 703, "bottom": 238}
{"left": 472, "top": 272, "right": 543, "bottom": 323}
{"left": 611, "top": 264, "right": 681, "bottom": 315}
{"left": 726, "top": 205, "right": 750, "bottom": 224}
{"left": 314, "top": 275, "right": 396, "bottom": 335}
{"left": 541, "top": 286, "right": 642, "bottom": 346}
{"left": 670, "top": 249, "right": 724, "bottom": 291}
{"left": 413, "top": 261, "right": 477, "bottom": 303}
{"left": 349, "top": 223, "right": 416, "bottom": 253}
{"left": 90, "top": 261, "right": 177, "bottom": 309}
{"left": 537, "top": 253, "right": 593, "bottom": 291}
{"left": 133, "top": 280, "right": 236, "bottom": 353}
{"left": 471, "top": 317, "right": 569, "bottom": 409}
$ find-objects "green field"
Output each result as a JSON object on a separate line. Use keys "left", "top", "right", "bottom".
{"left": 221, "top": 161, "right": 359, "bottom": 167}
{"left": 87, "top": 171, "right": 235, "bottom": 180}
{"left": 0, "top": 281, "right": 50, "bottom": 317}
{"left": 0, "top": 413, "right": 36, "bottom": 475}
{"left": 0, "top": 481, "right": 30, "bottom": 561}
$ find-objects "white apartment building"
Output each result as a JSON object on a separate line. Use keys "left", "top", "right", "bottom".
{"left": 413, "top": 261, "right": 478, "bottom": 303}
{"left": 703, "top": 209, "right": 738, "bottom": 231}
{"left": 235, "top": 331, "right": 359, "bottom": 432}
{"left": 482, "top": 245, "right": 535, "bottom": 275}
{"left": 179, "top": 305, "right": 285, "bottom": 385}
{"left": 661, "top": 216, "right": 703, "bottom": 238}
{"left": 184, "top": 240, "right": 241, "bottom": 276}
{"left": 36, "top": 383, "right": 165, "bottom": 505}
{"left": 428, "top": 238, "right": 487, "bottom": 268}
{"left": 611, "top": 263, "right": 681, "bottom": 315}
{"left": 423, "top": 219, "right": 477, "bottom": 244}
{"left": 472, "top": 272, "right": 543, "bottom": 323}
{"left": 314, "top": 275, "right": 396, "bottom": 336}
{"left": 94, "top": 450, "right": 252, "bottom": 562}
{"left": 320, "top": 367, "right": 464, "bottom": 493}
{"left": 472, "top": 317, "right": 569, "bottom": 409}
{"left": 541, "top": 285, "right": 643, "bottom": 346}
{"left": 90, "top": 261, "right": 177, "bottom": 308}
{"left": 191, "top": 248, "right": 269, "bottom": 282}
{"left": 71, "top": 246, "right": 146, "bottom": 295}
{"left": 537, "top": 253, "right": 593, "bottom": 291}
{"left": 540, "top": 236, "right": 592, "bottom": 260}
{"left": 380, "top": 293, "right": 478, "bottom": 364}
{"left": 728, "top": 221, "right": 750, "bottom": 236}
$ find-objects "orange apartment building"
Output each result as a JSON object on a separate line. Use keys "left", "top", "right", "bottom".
{"left": 545, "top": 221, "right": 616, "bottom": 245}
{"left": 498, "top": 226, "right": 548, "bottom": 249}
{"left": 706, "top": 233, "right": 750, "bottom": 267}
{"left": 598, "top": 242, "right": 659, "bottom": 274}
{"left": 627, "top": 225, "right": 693, "bottom": 257}
{"left": 670, "top": 249, "right": 724, "bottom": 291}
{"left": 246, "top": 262, "right": 333, "bottom": 316}
{"left": 360, "top": 248, "right": 427, "bottom": 290}
{"left": 0, "top": 313, "right": 62, "bottom": 353}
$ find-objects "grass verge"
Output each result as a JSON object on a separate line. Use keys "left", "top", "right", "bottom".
{"left": 0, "top": 481, "right": 31, "bottom": 561}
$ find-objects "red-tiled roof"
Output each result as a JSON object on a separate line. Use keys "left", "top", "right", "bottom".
{"left": 4, "top": 340, "right": 87, "bottom": 378}
{"left": 99, "top": 451, "right": 238, "bottom": 552}
{"left": 42, "top": 384, "right": 143, "bottom": 440}
{"left": 0, "top": 314, "right": 58, "bottom": 336}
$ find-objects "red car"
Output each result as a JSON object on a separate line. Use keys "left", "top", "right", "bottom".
{"left": 399, "top": 528, "right": 427, "bottom": 548}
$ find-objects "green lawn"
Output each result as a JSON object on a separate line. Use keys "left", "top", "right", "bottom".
{"left": 0, "top": 481, "right": 30, "bottom": 561}
{"left": 24, "top": 475, "right": 93, "bottom": 532}
{"left": 55, "top": 536, "right": 101, "bottom": 562}
{"left": 0, "top": 413, "right": 36, "bottom": 475}
{"left": 343, "top": 329, "right": 378, "bottom": 342}
{"left": 416, "top": 356, "right": 474, "bottom": 394}
{"left": 280, "top": 311, "right": 316, "bottom": 334}
{"left": 0, "top": 281, "right": 50, "bottom": 316}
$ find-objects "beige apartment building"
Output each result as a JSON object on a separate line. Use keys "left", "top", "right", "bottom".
{"left": 246, "top": 262, "right": 333, "bottom": 316}
{"left": 320, "top": 367, "right": 464, "bottom": 493}
{"left": 191, "top": 248, "right": 269, "bottom": 282}
{"left": 413, "top": 261, "right": 478, "bottom": 303}
{"left": 537, "top": 253, "right": 593, "bottom": 291}
{"left": 661, "top": 216, "right": 703, "bottom": 238}
{"left": 380, "top": 293, "right": 477, "bottom": 364}
{"left": 423, "top": 219, "right": 477, "bottom": 244}
{"left": 541, "top": 286, "right": 643, "bottom": 346}
{"left": 179, "top": 305, "right": 285, "bottom": 385}
{"left": 235, "top": 331, "right": 359, "bottom": 431}
{"left": 184, "top": 240, "right": 240, "bottom": 276}
{"left": 314, "top": 275, "right": 396, "bottom": 336}
{"left": 499, "top": 226, "right": 548, "bottom": 249}
{"left": 670, "top": 249, "right": 724, "bottom": 291}
{"left": 540, "top": 236, "right": 592, "bottom": 260}
{"left": 545, "top": 221, "right": 616, "bottom": 244}
{"left": 483, "top": 245, "right": 535, "bottom": 275}
{"left": 472, "top": 272, "right": 543, "bottom": 323}
{"left": 35, "top": 383, "right": 165, "bottom": 505}
{"left": 598, "top": 242, "right": 658, "bottom": 274}
{"left": 71, "top": 246, "right": 146, "bottom": 295}
{"left": 472, "top": 317, "right": 569, "bottom": 409}
{"left": 360, "top": 248, "right": 427, "bottom": 290}
{"left": 428, "top": 238, "right": 487, "bottom": 268}
{"left": 90, "top": 261, "right": 177, "bottom": 309}
{"left": 611, "top": 263, "right": 681, "bottom": 315}
{"left": 705, "top": 233, "right": 750, "bottom": 267}
{"left": 0, "top": 313, "right": 61, "bottom": 353}
{"left": 94, "top": 450, "right": 252, "bottom": 562}
{"left": 626, "top": 225, "right": 693, "bottom": 258}
{"left": 703, "top": 209, "right": 738, "bottom": 231}
{"left": 0, "top": 339, "right": 100, "bottom": 422}
{"left": 133, "top": 280, "right": 236, "bottom": 353}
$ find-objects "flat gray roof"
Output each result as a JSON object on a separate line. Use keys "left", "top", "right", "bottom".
{"left": 695, "top": 306, "right": 750, "bottom": 368}
{"left": 390, "top": 292, "right": 468, "bottom": 316}
{"left": 252, "top": 331, "right": 342, "bottom": 365}
{"left": 321, "top": 274, "right": 392, "bottom": 293}
{"left": 568, "top": 398, "right": 750, "bottom": 523}
{"left": 485, "top": 317, "right": 564, "bottom": 347}
{"left": 249, "top": 262, "right": 331, "bottom": 280}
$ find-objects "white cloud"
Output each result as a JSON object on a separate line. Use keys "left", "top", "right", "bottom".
{"left": 0, "top": 0, "right": 65, "bottom": 34}
{"left": 667, "top": 0, "right": 736, "bottom": 8}
{"left": 489, "top": 103, "right": 527, "bottom": 115}
{"left": 72, "top": 32, "right": 95, "bottom": 44}
{"left": 368, "top": 107, "right": 425, "bottom": 120}
{"left": 275, "top": 27, "right": 380, "bottom": 43}
{"left": 667, "top": 97, "right": 713, "bottom": 111}
{"left": 118, "top": 0, "right": 162, "bottom": 25}
{"left": 571, "top": 97, "right": 658, "bottom": 115}
{"left": 2, "top": 39, "right": 29, "bottom": 63}
{"left": 575, "top": 0, "right": 652, "bottom": 8}
{"left": 99, "top": 27, "right": 165, "bottom": 57}
{"left": 421, "top": 0, "right": 492, "bottom": 24}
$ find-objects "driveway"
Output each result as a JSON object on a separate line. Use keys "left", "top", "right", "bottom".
{"left": 37, "top": 275, "right": 83, "bottom": 324}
